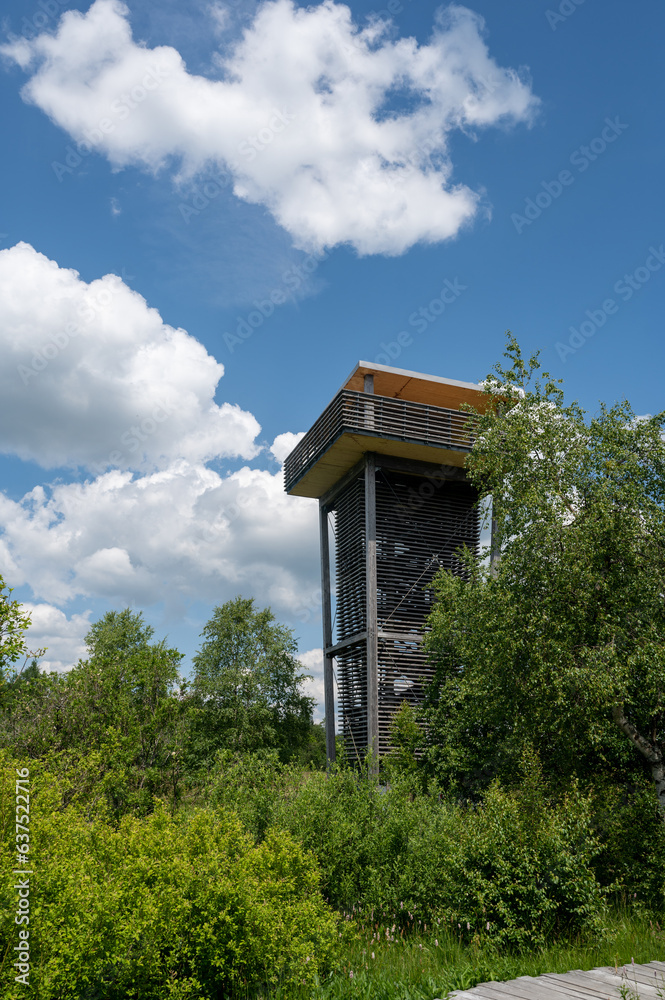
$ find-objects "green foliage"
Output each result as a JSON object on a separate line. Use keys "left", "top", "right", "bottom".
{"left": 0, "top": 754, "right": 339, "bottom": 1000}
{"left": 423, "top": 336, "right": 665, "bottom": 811}
{"left": 0, "top": 577, "right": 33, "bottom": 714}
{"left": 384, "top": 702, "right": 423, "bottom": 781}
{"left": 205, "top": 756, "right": 607, "bottom": 948}
{"left": 305, "top": 909, "right": 665, "bottom": 1000}
{"left": 0, "top": 577, "right": 31, "bottom": 672}
{"left": 205, "top": 748, "right": 300, "bottom": 841}
{"left": 590, "top": 780, "right": 665, "bottom": 908}
{"left": 0, "top": 609, "right": 188, "bottom": 818}
{"left": 189, "top": 596, "right": 314, "bottom": 766}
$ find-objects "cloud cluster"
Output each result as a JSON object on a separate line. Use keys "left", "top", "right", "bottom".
{"left": 3, "top": 0, "right": 538, "bottom": 254}
{"left": 21, "top": 602, "right": 92, "bottom": 673}
{"left": 0, "top": 241, "right": 320, "bottom": 659}
{"left": 0, "top": 242, "right": 260, "bottom": 470}
{"left": 297, "top": 647, "right": 325, "bottom": 723}
{"left": 0, "top": 459, "right": 319, "bottom": 613}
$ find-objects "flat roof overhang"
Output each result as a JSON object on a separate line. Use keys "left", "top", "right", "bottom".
{"left": 287, "top": 428, "right": 471, "bottom": 498}
{"left": 285, "top": 362, "right": 487, "bottom": 498}
{"left": 342, "top": 361, "right": 487, "bottom": 410}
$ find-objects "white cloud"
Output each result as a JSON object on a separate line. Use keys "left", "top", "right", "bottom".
{"left": 297, "top": 647, "right": 324, "bottom": 722}
{"left": 0, "top": 241, "right": 323, "bottom": 676}
{"left": 270, "top": 430, "right": 304, "bottom": 465}
{"left": 21, "top": 602, "right": 92, "bottom": 672}
{"left": 3, "top": 0, "right": 538, "bottom": 255}
{"left": 208, "top": 1, "right": 231, "bottom": 35}
{"left": 0, "top": 461, "right": 319, "bottom": 612}
{"left": 0, "top": 242, "right": 260, "bottom": 470}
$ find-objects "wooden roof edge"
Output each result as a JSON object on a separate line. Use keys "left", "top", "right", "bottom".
{"left": 342, "top": 360, "right": 485, "bottom": 395}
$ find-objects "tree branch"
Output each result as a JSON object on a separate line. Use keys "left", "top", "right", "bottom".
{"left": 612, "top": 703, "right": 662, "bottom": 767}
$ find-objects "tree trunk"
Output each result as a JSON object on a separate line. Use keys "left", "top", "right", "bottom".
{"left": 612, "top": 704, "right": 665, "bottom": 819}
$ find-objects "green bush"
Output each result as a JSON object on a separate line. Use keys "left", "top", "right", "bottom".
{"left": 205, "top": 755, "right": 607, "bottom": 949}
{"left": 590, "top": 779, "right": 665, "bottom": 909}
{"left": 0, "top": 755, "right": 339, "bottom": 999}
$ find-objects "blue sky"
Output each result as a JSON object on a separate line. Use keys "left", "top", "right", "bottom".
{"left": 0, "top": 0, "right": 663, "bottom": 712}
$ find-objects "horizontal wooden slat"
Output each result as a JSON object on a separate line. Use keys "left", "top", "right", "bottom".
{"left": 284, "top": 390, "right": 475, "bottom": 497}
{"left": 449, "top": 963, "right": 665, "bottom": 1000}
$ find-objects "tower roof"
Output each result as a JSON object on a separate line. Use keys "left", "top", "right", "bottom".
{"left": 284, "top": 361, "right": 486, "bottom": 498}
{"left": 341, "top": 361, "right": 485, "bottom": 409}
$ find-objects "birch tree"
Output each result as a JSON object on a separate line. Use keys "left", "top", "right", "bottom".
{"left": 190, "top": 597, "right": 314, "bottom": 765}
{"left": 424, "top": 337, "right": 665, "bottom": 816}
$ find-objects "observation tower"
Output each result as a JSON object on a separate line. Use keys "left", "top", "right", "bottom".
{"left": 284, "top": 361, "right": 484, "bottom": 764}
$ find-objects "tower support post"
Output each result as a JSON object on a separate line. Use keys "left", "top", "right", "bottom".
{"left": 319, "top": 501, "right": 336, "bottom": 765}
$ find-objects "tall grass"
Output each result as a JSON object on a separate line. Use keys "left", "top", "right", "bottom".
{"left": 303, "top": 909, "right": 665, "bottom": 1000}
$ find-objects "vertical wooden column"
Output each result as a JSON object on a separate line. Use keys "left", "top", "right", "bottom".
{"left": 319, "top": 501, "right": 336, "bottom": 765}
{"left": 363, "top": 373, "right": 375, "bottom": 431}
{"left": 365, "top": 453, "right": 378, "bottom": 762}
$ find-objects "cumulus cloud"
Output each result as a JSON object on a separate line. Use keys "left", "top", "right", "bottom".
{"left": 0, "top": 240, "right": 323, "bottom": 676}
{"left": 3, "top": 0, "right": 539, "bottom": 255}
{"left": 0, "top": 461, "right": 319, "bottom": 612}
{"left": 21, "top": 603, "right": 92, "bottom": 672}
{"left": 270, "top": 431, "right": 304, "bottom": 465}
{"left": 0, "top": 242, "right": 260, "bottom": 470}
{"left": 297, "top": 647, "right": 324, "bottom": 722}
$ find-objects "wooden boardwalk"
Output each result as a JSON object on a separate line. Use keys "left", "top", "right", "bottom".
{"left": 450, "top": 961, "right": 665, "bottom": 1000}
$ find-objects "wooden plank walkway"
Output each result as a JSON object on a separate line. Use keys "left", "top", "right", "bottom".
{"left": 449, "top": 961, "right": 665, "bottom": 1000}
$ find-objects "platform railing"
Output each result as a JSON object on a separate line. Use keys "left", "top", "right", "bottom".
{"left": 284, "top": 390, "right": 474, "bottom": 493}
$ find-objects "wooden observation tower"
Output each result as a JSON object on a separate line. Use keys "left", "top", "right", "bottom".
{"left": 284, "top": 361, "right": 485, "bottom": 764}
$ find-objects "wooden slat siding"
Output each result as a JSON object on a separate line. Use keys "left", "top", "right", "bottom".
{"left": 365, "top": 454, "right": 379, "bottom": 763}
{"left": 284, "top": 389, "right": 474, "bottom": 496}
{"left": 319, "top": 501, "right": 335, "bottom": 764}
{"left": 331, "top": 462, "right": 479, "bottom": 761}
{"left": 448, "top": 964, "right": 665, "bottom": 1000}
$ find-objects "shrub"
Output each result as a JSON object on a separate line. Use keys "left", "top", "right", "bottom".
{"left": 208, "top": 755, "right": 608, "bottom": 948}
{"left": 590, "top": 779, "right": 665, "bottom": 910}
{"left": 0, "top": 754, "right": 338, "bottom": 999}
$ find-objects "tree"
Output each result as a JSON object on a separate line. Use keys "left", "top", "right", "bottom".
{"left": 190, "top": 597, "right": 314, "bottom": 765}
{"left": 2, "top": 608, "right": 187, "bottom": 816}
{"left": 423, "top": 337, "right": 665, "bottom": 817}
{"left": 0, "top": 576, "right": 32, "bottom": 678}
{"left": 0, "top": 579, "right": 42, "bottom": 736}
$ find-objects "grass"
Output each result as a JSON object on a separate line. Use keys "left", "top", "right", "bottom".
{"left": 291, "top": 909, "right": 665, "bottom": 1000}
